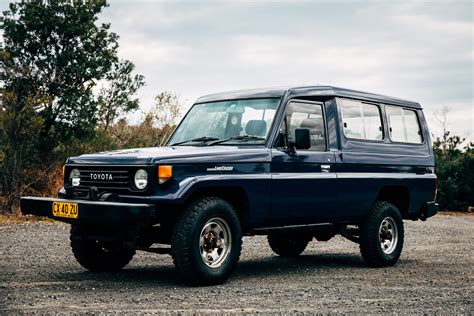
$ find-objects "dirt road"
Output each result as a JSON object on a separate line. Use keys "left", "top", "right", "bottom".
{"left": 0, "top": 214, "right": 472, "bottom": 314}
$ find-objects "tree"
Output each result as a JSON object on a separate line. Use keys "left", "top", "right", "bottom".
{"left": 106, "top": 92, "right": 183, "bottom": 149}
{"left": 149, "top": 91, "right": 182, "bottom": 145}
{"left": 433, "top": 106, "right": 450, "bottom": 140}
{"left": 97, "top": 59, "right": 145, "bottom": 131}
{"left": 0, "top": 0, "right": 120, "bottom": 212}
{"left": 108, "top": 115, "right": 161, "bottom": 149}
{"left": 432, "top": 107, "right": 474, "bottom": 211}
{"left": 1, "top": 0, "right": 119, "bottom": 141}
{"left": 433, "top": 132, "right": 473, "bottom": 211}
{"left": 0, "top": 90, "right": 45, "bottom": 212}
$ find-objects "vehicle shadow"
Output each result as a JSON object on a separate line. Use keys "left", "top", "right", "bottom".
{"left": 235, "top": 253, "right": 367, "bottom": 278}
{"left": 53, "top": 252, "right": 368, "bottom": 287}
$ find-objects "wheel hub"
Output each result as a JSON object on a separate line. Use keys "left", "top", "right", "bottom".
{"left": 199, "top": 217, "right": 232, "bottom": 268}
{"left": 379, "top": 217, "right": 398, "bottom": 254}
{"left": 203, "top": 232, "right": 222, "bottom": 251}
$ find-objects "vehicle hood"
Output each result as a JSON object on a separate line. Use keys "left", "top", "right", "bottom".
{"left": 67, "top": 146, "right": 271, "bottom": 165}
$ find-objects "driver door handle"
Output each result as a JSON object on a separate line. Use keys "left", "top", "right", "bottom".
{"left": 321, "top": 164, "right": 331, "bottom": 173}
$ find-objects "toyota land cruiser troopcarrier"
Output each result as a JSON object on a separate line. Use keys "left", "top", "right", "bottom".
{"left": 21, "top": 85, "right": 438, "bottom": 285}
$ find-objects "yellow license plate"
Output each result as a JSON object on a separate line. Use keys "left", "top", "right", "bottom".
{"left": 52, "top": 202, "right": 79, "bottom": 219}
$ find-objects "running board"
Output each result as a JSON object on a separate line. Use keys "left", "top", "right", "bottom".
{"left": 252, "top": 222, "right": 334, "bottom": 234}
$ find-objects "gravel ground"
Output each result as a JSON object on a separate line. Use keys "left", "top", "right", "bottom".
{"left": 0, "top": 214, "right": 472, "bottom": 314}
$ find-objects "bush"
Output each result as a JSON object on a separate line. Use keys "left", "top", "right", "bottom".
{"left": 433, "top": 132, "right": 474, "bottom": 211}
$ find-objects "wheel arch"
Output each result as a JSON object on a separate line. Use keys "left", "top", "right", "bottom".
{"left": 375, "top": 185, "right": 411, "bottom": 218}
{"left": 184, "top": 185, "right": 250, "bottom": 232}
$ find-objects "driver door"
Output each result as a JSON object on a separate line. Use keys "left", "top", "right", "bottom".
{"left": 270, "top": 100, "right": 337, "bottom": 225}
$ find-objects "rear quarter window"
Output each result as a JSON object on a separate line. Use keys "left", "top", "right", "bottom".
{"left": 386, "top": 106, "right": 423, "bottom": 144}
{"left": 340, "top": 99, "right": 383, "bottom": 141}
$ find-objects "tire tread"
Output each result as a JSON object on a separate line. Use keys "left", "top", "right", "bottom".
{"left": 359, "top": 201, "right": 404, "bottom": 267}
{"left": 171, "top": 197, "right": 242, "bottom": 285}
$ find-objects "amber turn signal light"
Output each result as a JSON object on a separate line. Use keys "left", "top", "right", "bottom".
{"left": 62, "top": 165, "right": 65, "bottom": 177}
{"left": 158, "top": 165, "right": 173, "bottom": 184}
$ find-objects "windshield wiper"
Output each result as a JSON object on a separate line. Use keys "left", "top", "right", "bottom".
{"left": 209, "top": 135, "right": 266, "bottom": 145}
{"left": 171, "top": 136, "right": 220, "bottom": 146}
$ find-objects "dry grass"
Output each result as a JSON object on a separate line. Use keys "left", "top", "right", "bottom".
{"left": 0, "top": 214, "right": 55, "bottom": 225}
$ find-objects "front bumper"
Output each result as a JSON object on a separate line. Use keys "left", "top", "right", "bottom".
{"left": 20, "top": 196, "right": 155, "bottom": 228}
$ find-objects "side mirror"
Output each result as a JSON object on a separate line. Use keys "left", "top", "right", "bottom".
{"left": 294, "top": 128, "right": 311, "bottom": 150}
{"left": 277, "top": 131, "right": 286, "bottom": 148}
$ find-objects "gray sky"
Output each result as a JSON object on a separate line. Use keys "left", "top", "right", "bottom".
{"left": 2, "top": 0, "right": 473, "bottom": 140}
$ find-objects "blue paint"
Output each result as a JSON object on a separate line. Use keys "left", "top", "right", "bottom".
{"left": 34, "top": 86, "right": 438, "bottom": 230}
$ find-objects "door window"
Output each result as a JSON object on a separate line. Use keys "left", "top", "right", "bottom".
{"left": 283, "top": 101, "right": 326, "bottom": 151}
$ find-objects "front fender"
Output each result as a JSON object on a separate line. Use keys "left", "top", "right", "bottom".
{"left": 123, "top": 174, "right": 271, "bottom": 204}
{"left": 120, "top": 174, "right": 272, "bottom": 227}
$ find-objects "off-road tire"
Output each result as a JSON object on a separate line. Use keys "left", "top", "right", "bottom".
{"left": 359, "top": 201, "right": 404, "bottom": 267}
{"left": 171, "top": 197, "right": 242, "bottom": 285}
{"left": 268, "top": 233, "right": 311, "bottom": 257}
{"left": 70, "top": 226, "right": 135, "bottom": 272}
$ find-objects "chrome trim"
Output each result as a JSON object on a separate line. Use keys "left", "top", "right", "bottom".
{"left": 253, "top": 222, "right": 334, "bottom": 232}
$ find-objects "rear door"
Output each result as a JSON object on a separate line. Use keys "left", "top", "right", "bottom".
{"left": 270, "top": 100, "right": 337, "bottom": 225}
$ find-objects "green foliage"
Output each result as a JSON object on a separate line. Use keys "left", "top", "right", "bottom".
{"left": 97, "top": 59, "right": 145, "bottom": 131}
{"left": 0, "top": 0, "right": 145, "bottom": 213}
{"left": 1, "top": 0, "right": 118, "bottom": 142}
{"left": 0, "top": 91, "right": 45, "bottom": 205}
{"left": 433, "top": 131, "right": 474, "bottom": 211}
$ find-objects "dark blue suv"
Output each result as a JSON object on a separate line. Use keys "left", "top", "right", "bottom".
{"left": 21, "top": 85, "right": 438, "bottom": 285}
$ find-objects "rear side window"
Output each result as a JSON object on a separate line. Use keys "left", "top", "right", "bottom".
{"left": 340, "top": 99, "right": 383, "bottom": 141}
{"left": 386, "top": 106, "right": 423, "bottom": 143}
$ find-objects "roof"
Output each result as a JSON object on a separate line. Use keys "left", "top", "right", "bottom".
{"left": 195, "top": 85, "right": 421, "bottom": 108}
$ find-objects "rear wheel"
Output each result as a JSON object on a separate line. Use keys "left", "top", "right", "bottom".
{"left": 359, "top": 201, "right": 404, "bottom": 267}
{"left": 268, "top": 233, "right": 311, "bottom": 257}
{"left": 171, "top": 197, "right": 242, "bottom": 285}
{"left": 70, "top": 226, "right": 135, "bottom": 272}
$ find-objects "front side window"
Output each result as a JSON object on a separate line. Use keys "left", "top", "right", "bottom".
{"left": 169, "top": 98, "right": 280, "bottom": 145}
{"left": 281, "top": 101, "right": 326, "bottom": 151}
{"left": 340, "top": 99, "right": 383, "bottom": 141}
{"left": 386, "top": 106, "right": 423, "bottom": 143}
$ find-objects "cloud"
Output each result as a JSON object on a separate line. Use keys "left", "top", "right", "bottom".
{"left": 393, "top": 13, "right": 472, "bottom": 35}
{"left": 114, "top": 0, "right": 471, "bottom": 139}
{"left": 1, "top": 0, "right": 472, "bottom": 139}
{"left": 119, "top": 36, "right": 191, "bottom": 66}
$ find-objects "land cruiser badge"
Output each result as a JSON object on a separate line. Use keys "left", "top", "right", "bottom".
{"left": 206, "top": 166, "right": 234, "bottom": 172}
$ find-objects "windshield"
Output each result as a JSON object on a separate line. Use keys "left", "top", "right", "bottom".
{"left": 168, "top": 98, "right": 280, "bottom": 145}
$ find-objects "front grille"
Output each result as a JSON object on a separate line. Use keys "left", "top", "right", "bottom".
{"left": 67, "top": 165, "right": 149, "bottom": 194}
{"left": 79, "top": 168, "right": 130, "bottom": 188}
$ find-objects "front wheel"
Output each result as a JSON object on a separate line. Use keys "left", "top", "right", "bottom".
{"left": 171, "top": 197, "right": 242, "bottom": 285}
{"left": 359, "top": 201, "right": 404, "bottom": 267}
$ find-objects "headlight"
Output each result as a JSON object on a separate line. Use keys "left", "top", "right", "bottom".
{"left": 134, "top": 169, "right": 148, "bottom": 190}
{"left": 69, "top": 168, "right": 80, "bottom": 186}
{"left": 69, "top": 168, "right": 80, "bottom": 179}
